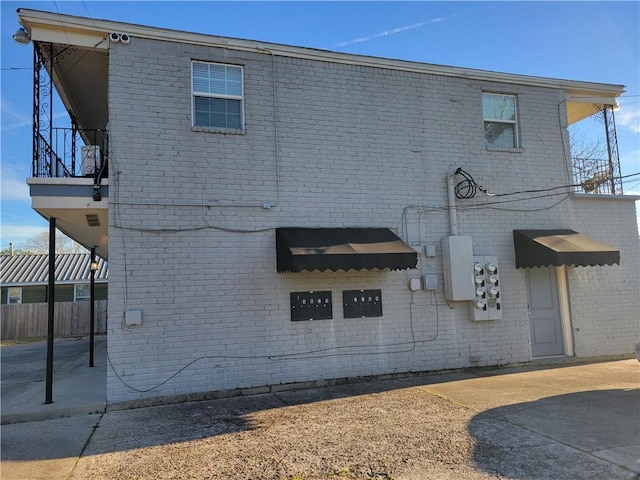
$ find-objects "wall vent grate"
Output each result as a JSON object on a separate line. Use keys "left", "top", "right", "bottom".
{"left": 86, "top": 214, "right": 101, "bottom": 227}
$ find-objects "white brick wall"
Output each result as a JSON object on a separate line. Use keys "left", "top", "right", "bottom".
{"left": 105, "top": 37, "right": 640, "bottom": 404}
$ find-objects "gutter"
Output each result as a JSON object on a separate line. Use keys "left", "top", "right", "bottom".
{"left": 17, "top": 8, "right": 625, "bottom": 96}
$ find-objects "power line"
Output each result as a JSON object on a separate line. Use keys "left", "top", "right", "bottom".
{"left": 454, "top": 168, "right": 640, "bottom": 201}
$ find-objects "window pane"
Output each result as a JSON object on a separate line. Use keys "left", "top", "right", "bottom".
{"left": 209, "top": 98, "right": 228, "bottom": 114}
{"left": 226, "top": 112, "right": 242, "bottom": 129}
{"left": 194, "top": 96, "right": 209, "bottom": 125}
{"left": 194, "top": 97, "right": 243, "bottom": 129}
{"left": 209, "top": 65, "right": 227, "bottom": 95}
{"left": 225, "top": 66, "right": 243, "bottom": 96}
{"left": 484, "top": 122, "right": 515, "bottom": 148}
{"left": 226, "top": 100, "right": 242, "bottom": 115}
{"left": 192, "top": 62, "right": 243, "bottom": 96}
{"left": 192, "top": 63, "right": 210, "bottom": 93}
{"left": 483, "top": 94, "right": 516, "bottom": 121}
{"left": 8, "top": 287, "right": 21, "bottom": 304}
{"left": 75, "top": 284, "right": 90, "bottom": 300}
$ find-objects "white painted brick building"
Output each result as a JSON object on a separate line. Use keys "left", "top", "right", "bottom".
{"left": 17, "top": 10, "right": 639, "bottom": 406}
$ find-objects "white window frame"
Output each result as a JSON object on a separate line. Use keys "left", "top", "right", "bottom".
{"left": 74, "top": 284, "right": 91, "bottom": 302}
{"left": 191, "top": 61, "right": 245, "bottom": 131}
{"left": 8, "top": 287, "right": 22, "bottom": 304}
{"left": 482, "top": 92, "right": 519, "bottom": 149}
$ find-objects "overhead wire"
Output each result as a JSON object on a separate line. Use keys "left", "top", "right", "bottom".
{"left": 453, "top": 168, "right": 640, "bottom": 200}
{"left": 53, "top": 6, "right": 631, "bottom": 390}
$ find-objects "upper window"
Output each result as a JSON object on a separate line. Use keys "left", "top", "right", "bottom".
{"left": 192, "top": 61, "right": 244, "bottom": 130}
{"left": 483, "top": 93, "right": 518, "bottom": 149}
{"left": 75, "top": 284, "right": 90, "bottom": 301}
{"left": 8, "top": 287, "right": 22, "bottom": 304}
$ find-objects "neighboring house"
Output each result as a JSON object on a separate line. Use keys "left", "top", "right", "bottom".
{"left": 15, "top": 9, "right": 640, "bottom": 406}
{"left": 0, "top": 254, "right": 108, "bottom": 304}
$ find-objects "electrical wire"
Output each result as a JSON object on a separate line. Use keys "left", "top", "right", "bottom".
{"left": 107, "top": 287, "right": 444, "bottom": 393}
{"left": 457, "top": 191, "right": 571, "bottom": 208}
{"left": 557, "top": 99, "right": 573, "bottom": 185}
{"left": 112, "top": 223, "right": 274, "bottom": 234}
{"left": 52, "top": 1, "right": 72, "bottom": 46}
{"left": 453, "top": 168, "right": 640, "bottom": 202}
{"left": 483, "top": 194, "right": 570, "bottom": 212}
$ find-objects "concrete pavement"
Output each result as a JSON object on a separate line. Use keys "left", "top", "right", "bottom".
{"left": 1, "top": 336, "right": 639, "bottom": 479}
{"left": 427, "top": 361, "right": 640, "bottom": 478}
{"left": 1, "top": 336, "right": 106, "bottom": 480}
{"left": 1, "top": 335, "right": 106, "bottom": 424}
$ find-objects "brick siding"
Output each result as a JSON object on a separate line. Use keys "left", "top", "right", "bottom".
{"left": 105, "top": 36, "right": 640, "bottom": 403}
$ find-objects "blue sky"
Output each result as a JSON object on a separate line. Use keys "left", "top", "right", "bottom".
{"left": 1, "top": 1, "right": 639, "bottom": 248}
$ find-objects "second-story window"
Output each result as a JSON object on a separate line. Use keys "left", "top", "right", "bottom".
{"left": 192, "top": 61, "right": 244, "bottom": 130}
{"left": 483, "top": 93, "right": 518, "bottom": 149}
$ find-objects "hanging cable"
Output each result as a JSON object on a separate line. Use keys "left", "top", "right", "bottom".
{"left": 453, "top": 168, "right": 640, "bottom": 201}
{"left": 453, "top": 168, "right": 489, "bottom": 199}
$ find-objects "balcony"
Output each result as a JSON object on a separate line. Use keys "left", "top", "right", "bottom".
{"left": 25, "top": 34, "right": 109, "bottom": 259}
{"left": 569, "top": 104, "right": 623, "bottom": 196}
{"left": 572, "top": 156, "right": 622, "bottom": 195}
{"left": 34, "top": 127, "right": 108, "bottom": 180}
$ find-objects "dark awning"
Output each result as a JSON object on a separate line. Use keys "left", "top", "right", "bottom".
{"left": 276, "top": 228, "right": 418, "bottom": 273}
{"left": 513, "top": 229, "right": 620, "bottom": 268}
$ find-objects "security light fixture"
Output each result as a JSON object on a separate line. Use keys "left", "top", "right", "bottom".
{"left": 12, "top": 27, "right": 30, "bottom": 45}
{"left": 90, "top": 260, "right": 99, "bottom": 271}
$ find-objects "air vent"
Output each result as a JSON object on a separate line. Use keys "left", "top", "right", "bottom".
{"left": 86, "top": 214, "right": 101, "bottom": 227}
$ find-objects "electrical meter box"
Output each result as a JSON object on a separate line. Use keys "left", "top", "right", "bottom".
{"left": 343, "top": 290, "right": 383, "bottom": 318}
{"left": 290, "top": 291, "right": 332, "bottom": 321}
{"left": 442, "top": 236, "right": 475, "bottom": 301}
{"left": 468, "top": 256, "right": 502, "bottom": 321}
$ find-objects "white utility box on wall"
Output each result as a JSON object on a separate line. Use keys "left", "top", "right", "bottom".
{"left": 442, "top": 236, "right": 475, "bottom": 301}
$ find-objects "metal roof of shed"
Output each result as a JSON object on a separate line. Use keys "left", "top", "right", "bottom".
{"left": 0, "top": 254, "right": 108, "bottom": 286}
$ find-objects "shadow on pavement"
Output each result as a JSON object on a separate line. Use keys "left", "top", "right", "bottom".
{"left": 469, "top": 388, "right": 640, "bottom": 479}
{"left": 1, "top": 336, "right": 106, "bottom": 425}
{"left": 69, "top": 376, "right": 439, "bottom": 456}
{"left": 3, "top": 333, "right": 638, "bottom": 477}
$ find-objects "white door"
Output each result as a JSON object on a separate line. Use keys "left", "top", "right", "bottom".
{"left": 526, "top": 267, "right": 564, "bottom": 357}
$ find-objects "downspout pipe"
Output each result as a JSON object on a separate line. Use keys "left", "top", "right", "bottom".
{"left": 447, "top": 168, "right": 460, "bottom": 236}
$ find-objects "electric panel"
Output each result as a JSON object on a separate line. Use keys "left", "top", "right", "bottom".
{"left": 343, "top": 289, "right": 383, "bottom": 318}
{"left": 469, "top": 256, "right": 502, "bottom": 321}
{"left": 442, "top": 236, "right": 475, "bottom": 301}
{"left": 290, "top": 291, "right": 333, "bottom": 321}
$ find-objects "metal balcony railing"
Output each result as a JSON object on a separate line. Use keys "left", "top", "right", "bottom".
{"left": 33, "top": 127, "right": 108, "bottom": 181}
{"left": 572, "top": 156, "right": 622, "bottom": 195}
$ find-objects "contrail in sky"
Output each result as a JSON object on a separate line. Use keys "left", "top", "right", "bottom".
{"left": 335, "top": 17, "right": 443, "bottom": 47}
{"left": 333, "top": 7, "right": 487, "bottom": 48}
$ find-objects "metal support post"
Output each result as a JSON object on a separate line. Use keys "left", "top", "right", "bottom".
{"left": 90, "top": 247, "right": 96, "bottom": 367}
{"left": 45, "top": 218, "right": 56, "bottom": 404}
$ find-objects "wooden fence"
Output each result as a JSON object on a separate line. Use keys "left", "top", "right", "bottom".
{"left": 1, "top": 300, "right": 107, "bottom": 341}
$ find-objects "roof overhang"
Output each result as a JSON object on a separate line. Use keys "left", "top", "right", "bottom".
{"left": 276, "top": 228, "right": 418, "bottom": 273}
{"left": 17, "top": 8, "right": 624, "bottom": 110}
{"left": 565, "top": 91, "right": 621, "bottom": 125}
{"left": 18, "top": 9, "right": 109, "bottom": 132}
{"left": 513, "top": 229, "right": 620, "bottom": 269}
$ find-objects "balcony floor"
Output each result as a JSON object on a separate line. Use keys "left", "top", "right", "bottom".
{"left": 27, "top": 177, "right": 109, "bottom": 259}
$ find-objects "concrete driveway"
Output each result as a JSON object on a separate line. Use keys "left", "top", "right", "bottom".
{"left": 1, "top": 335, "right": 106, "bottom": 424}
{"left": 1, "top": 337, "right": 638, "bottom": 479}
